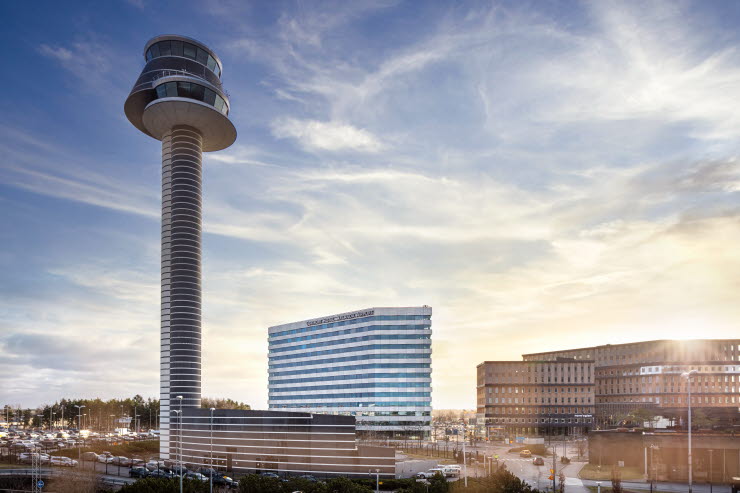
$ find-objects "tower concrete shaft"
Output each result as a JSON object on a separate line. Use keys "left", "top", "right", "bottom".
{"left": 160, "top": 126, "right": 203, "bottom": 454}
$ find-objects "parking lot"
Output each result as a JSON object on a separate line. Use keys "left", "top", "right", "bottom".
{"left": 0, "top": 426, "right": 158, "bottom": 472}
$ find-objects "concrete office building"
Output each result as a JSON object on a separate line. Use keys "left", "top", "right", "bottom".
{"left": 174, "top": 409, "right": 394, "bottom": 478}
{"left": 268, "top": 307, "right": 433, "bottom": 439}
{"left": 523, "top": 339, "right": 740, "bottom": 426}
{"left": 477, "top": 360, "right": 596, "bottom": 438}
{"left": 125, "top": 36, "right": 395, "bottom": 478}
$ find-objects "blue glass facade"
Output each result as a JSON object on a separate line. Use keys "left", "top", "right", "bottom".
{"left": 268, "top": 307, "right": 433, "bottom": 438}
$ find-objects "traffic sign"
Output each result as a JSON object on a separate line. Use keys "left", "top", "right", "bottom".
{"left": 550, "top": 469, "right": 554, "bottom": 473}
{"left": 548, "top": 475, "right": 554, "bottom": 480}
{"left": 37, "top": 480, "right": 44, "bottom": 489}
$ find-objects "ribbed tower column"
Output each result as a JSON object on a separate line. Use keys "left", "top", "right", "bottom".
{"left": 160, "top": 125, "right": 203, "bottom": 459}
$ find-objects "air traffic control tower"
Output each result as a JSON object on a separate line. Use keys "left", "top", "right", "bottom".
{"left": 124, "top": 35, "right": 236, "bottom": 460}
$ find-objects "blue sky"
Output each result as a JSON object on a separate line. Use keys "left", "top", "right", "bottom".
{"left": 1, "top": 0, "right": 739, "bottom": 409}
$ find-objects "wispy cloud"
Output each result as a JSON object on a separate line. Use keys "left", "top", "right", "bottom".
{"left": 271, "top": 118, "right": 383, "bottom": 152}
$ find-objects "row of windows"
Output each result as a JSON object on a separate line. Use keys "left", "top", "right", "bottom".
{"left": 274, "top": 402, "right": 431, "bottom": 409}
{"left": 269, "top": 382, "right": 430, "bottom": 393}
{"left": 269, "top": 333, "right": 430, "bottom": 354}
{"left": 146, "top": 39, "right": 222, "bottom": 78}
{"left": 485, "top": 397, "right": 592, "bottom": 404}
{"left": 270, "top": 392, "right": 431, "bottom": 400}
{"left": 269, "top": 344, "right": 431, "bottom": 362}
{"left": 486, "top": 386, "right": 591, "bottom": 394}
{"left": 599, "top": 395, "right": 738, "bottom": 405}
{"left": 268, "top": 372, "right": 431, "bottom": 385}
{"left": 269, "top": 353, "right": 430, "bottom": 369}
{"left": 270, "top": 315, "right": 431, "bottom": 338}
{"left": 598, "top": 385, "right": 737, "bottom": 395}
{"left": 269, "top": 323, "right": 431, "bottom": 345}
{"left": 488, "top": 417, "right": 593, "bottom": 424}
{"left": 485, "top": 406, "right": 591, "bottom": 415}
{"left": 356, "top": 421, "right": 430, "bottom": 427}
{"left": 349, "top": 411, "right": 429, "bottom": 416}
{"left": 269, "top": 363, "right": 430, "bottom": 378}
{"left": 154, "top": 81, "right": 228, "bottom": 116}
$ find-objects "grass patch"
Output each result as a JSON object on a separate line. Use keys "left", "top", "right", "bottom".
{"left": 54, "top": 440, "right": 159, "bottom": 460}
{"left": 579, "top": 464, "right": 644, "bottom": 481}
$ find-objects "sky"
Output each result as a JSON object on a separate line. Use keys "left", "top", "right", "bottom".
{"left": 1, "top": 0, "right": 739, "bottom": 410}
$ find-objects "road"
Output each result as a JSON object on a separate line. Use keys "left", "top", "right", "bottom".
{"left": 409, "top": 439, "right": 730, "bottom": 493}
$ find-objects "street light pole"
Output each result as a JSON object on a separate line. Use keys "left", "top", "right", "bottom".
{"left": 682, "top": 369, "right": 698, "bottom": 493}
{"left": 177, "top": 395, "right": 184, "bottom": 493}
{"left": 708, "top": 449, "right": 713, "bottom": 493}
{"left": 462, "top": 426, "right": 468, "bottom": 488}
{"left": 74, "top": 405, "right": 85, "bottom": 463}
{"left": 210, "top": 407, "right": 215, "bottom": 493}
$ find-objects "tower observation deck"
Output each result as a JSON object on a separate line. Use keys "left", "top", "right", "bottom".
{"left": 124, "top": 35, "right": 236, "bottom": 460}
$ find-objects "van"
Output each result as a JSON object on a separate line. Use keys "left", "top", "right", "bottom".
{"left": 442, "top": 466, "right": 460, "bottom": 477}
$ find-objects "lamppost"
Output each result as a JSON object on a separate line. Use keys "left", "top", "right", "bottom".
{"left": 74, "top": 405, "right": 85, "bottom": 463}
{"left": 109, "top": 414, "right": 115, "bottom": 434}
{"left": 210, "top": 407, "right": 215, "bottom": 493}
{"left": 649, "top": 444, "right": 658, "bottom": 493}
{"left": 176, "top": 395, "right": 184, "bottom": 493}
{"left": 682, "top": 369, "right": 698, "bottom": 493}
{"left": 708, "top": 449, "right": 713, "bottom": 493}
{"left": 48, "top": 407, "right": 54, "bottom": 432}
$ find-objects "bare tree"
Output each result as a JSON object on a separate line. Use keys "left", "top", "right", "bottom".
{"left": 575, "top": 439, "right": 587, "bottom": 460}
{"left": 48, "top": 468, "right": 102, "bottom": 493}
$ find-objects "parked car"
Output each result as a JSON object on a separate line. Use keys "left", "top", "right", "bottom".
{"left": 112, "top": 456, "right": 131, "bottom": 466}
{"left": 130, "top": 466, "right": 150, "bottom": 478}
{"left": 146, "top": 460, "right": 165, "bottom": 471}
{"left": 216, "top": 475, "right": 238, "bottom": 489}
{"left": 51, "top": 456, "right": 77, "bottom": 467}
{"left": 81, "top": 451, "right": 98, "bottom": 461}
{"left": 298, "top": 474, "right": 318, "bottom": 482}
{"left": 131, "top": 458, "right": 146, "bottom": 467}
{"left": 261, "top": 472, "right": 280, "bottom": 479}
{"left": 186, "top": 471, "right": 208, "bottom": 482}
{"left": 533, "top": 457, "right": 545, "bottom": 466}
{"left": 416, "top": 470, "right": 444, "bottom": 479}
{"left": 148, "top": 469, "right": 174, "bottom": 479}
{"left": 97, "top": 452, "right": 113, "bottom": 463}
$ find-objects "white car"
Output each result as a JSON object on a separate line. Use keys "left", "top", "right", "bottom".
{"left": 51, "top": 456, "right": 77, "bottom": 467}
{"left": 98, "top": 454, "right": 114, "bottom": 463}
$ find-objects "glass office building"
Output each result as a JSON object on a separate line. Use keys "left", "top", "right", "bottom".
{"left": 268, "top": 307, "right": 433, "bottom": 439}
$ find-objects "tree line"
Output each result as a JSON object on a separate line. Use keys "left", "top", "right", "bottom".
{"left": 2, "top": 396, "right": 250, "bottom": 431}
